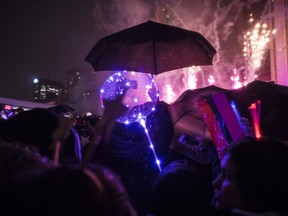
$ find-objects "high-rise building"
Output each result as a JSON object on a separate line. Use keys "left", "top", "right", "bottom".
{"left": 32, "top": 78, "right": 63, "bottom": 103}
{"left": 267, "top": 0, "right": 288, "bottom": 85}
{"left": 65, "top": 69, "right": 81, "bottom": 90}
{"left": 63, "top": 69, "right": 82, "bottom": 101}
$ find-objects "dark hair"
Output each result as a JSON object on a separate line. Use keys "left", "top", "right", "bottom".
{"left": 0, "top": 164, "right": 137, "bottom": 216}
{"left": 152, "top": 159, "right": 213, "bottom": 216}
{"left": 0, "top": 108, "right": 59, "bottom": 156}
{"left": 0, "top": 140, "right": 52, "bottom": 185}
{"left": 227, "top": 136, "right": 288, "bottom": 213}
{"left": 0, "top": 108, "right": 82, "bottom": 164}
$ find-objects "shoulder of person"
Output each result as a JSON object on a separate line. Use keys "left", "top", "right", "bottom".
{"left": 232, "top": 209, "right": 287, "bottom": 216}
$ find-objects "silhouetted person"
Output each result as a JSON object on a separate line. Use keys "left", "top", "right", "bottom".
{"left": 0, "top": 164, "right": 138, "bottom": 216}
{"left": 152, "top": 159, "right": 214, "bottom": 216}
{"left": 0, "top": 139, "right": 52, "bottom": 185}
{"left": 212, "top": 136, "right": 288, "bottom": 215}
{"left": 0, "top": 108, "right": 82, "bottom": 164}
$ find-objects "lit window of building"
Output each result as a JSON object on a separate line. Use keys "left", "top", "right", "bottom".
{"left": 32, "top": 79, "right": 63, "bottom": 103}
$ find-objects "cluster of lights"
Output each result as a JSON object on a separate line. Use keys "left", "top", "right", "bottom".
{"left": 0, "top": 105, "right": 27, "bottom": 120}
{"left": 100, "top": 71, "right": 162, "bottom": 171}
{"left": 100, "top": 71, "right": 159, "bottom": 120}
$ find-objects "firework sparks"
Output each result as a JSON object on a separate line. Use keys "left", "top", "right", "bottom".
{"left": 164, "top": 84, "right": 175, "bottom": 104}
{"left": 243, "top": 14, "right": 271, "bottom": 83}
{"left": 231, "top": 69, "right": 243, "bottom": 89}
{"left": 208, "top": 75, "right": 215, "bottom": 85}
{"left": 186, "top": 66, "right": 200, "bottom": 89}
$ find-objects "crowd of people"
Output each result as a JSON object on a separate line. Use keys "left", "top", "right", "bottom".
{"left": 0, "top": 96, "right": 288, "bottom": 216}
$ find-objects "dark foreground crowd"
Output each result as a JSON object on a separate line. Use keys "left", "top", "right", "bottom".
{"left": 0, "top": 100, "right": 288, "bottom": 216}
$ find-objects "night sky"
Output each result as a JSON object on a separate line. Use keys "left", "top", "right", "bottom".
{"left": 0, "top": 0, "right": 99, "bottom": 100}
{"left": 0, "top": 0, "right": 266, "bottom": 111}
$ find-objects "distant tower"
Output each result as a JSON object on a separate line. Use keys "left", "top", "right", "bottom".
{"left": 63, "top": 69, "right": 82, "bottom": 101}
{"left": 267, "top": 0, "right": 288, "bottom": 85}
{"left": 32, "top": 78, "right": 63, "bottom": 103}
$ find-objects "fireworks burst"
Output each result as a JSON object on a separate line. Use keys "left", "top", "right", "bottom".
{"left": 243, "top": 14, "right": 271, "bottom": 83}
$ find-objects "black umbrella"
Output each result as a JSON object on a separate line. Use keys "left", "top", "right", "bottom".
{"left": 167, "top": 85, "right": 229, "bottom": 164}
{"left": 168, "top": 85, "right": 228, "bottom": 141}
{"left": 85, "top": 20, "right": 216, "bottom": 75}
{"left": 168, "top": 80, "right": 288, "bottom": 148}
{"left": 226, "top": 80, "right": 288, "bottom": 140}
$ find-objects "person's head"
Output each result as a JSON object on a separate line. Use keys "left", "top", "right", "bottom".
{"left": 0, "top": 139, "right": 53, "bottom": 185}
{"left": 0, "top": 108, "right": 82, "bottom": 164}
{"left": 152, "top": 159, "right": 213, "bottom": 216}
{"left": 86, "top": 163, "right": 138, "bottom": 216}
{"left": 0, "top": 164, "right": 137, "bottom": 216}
{"left": 0, "top": 108, "right": 59, "bottom": 157}
{"left": 212, "top": 136, "right": 288, "bottom": 213}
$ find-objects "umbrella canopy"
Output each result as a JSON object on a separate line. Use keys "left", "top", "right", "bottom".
{"left": 85, "top": 20, "right": 216, "bottom": 75}
{"left": 168, "top": 80, "right": 288, "bottom": 150}
{"left": 167, "top": 85, "right": 229, "bottom": 150}
{"left": 166, "top": 85, "right": 228, "bottom": 164}
{"left": 226, "top": 80, "right": 288, "bottom": 140}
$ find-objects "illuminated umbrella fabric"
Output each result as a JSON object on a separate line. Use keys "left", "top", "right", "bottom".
{"left": 167, "top": 85, "right": 229, "bottom": 146}
{"left": 166, "top": 85, "right": 228, "bottom": 164}
{"left": 85, "top": 20, "right": 216, "bottom": 75}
